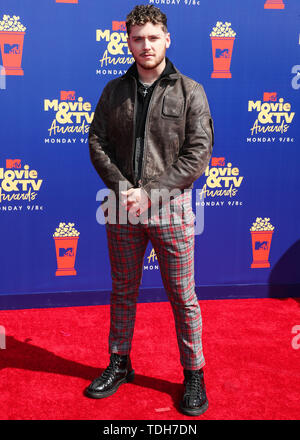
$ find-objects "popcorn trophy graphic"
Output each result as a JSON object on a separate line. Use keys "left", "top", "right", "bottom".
{"left": 53, "top": 222, "right": 80, "bottom": 276}
{"left": 250, "top": 218, "right": 275, "bottom": 268}
{"left": 0, "top": 15, "right": 26, "bottom": 75}
{"left": 264, "top": 0, "right": 285, "bottom": 9}
{"left": 210, "top": 22, "right": 236, "bottom": 78}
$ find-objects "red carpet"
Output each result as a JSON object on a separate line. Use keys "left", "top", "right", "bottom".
{"left": 0, "top": 297, "right": 299, "bottom": 420}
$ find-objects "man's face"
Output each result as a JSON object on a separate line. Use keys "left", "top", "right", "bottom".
{"left": 127, "top": 22, "right": 171, "bottom": 71}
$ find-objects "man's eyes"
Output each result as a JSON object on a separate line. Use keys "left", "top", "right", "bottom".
{"left": 133, "top": 37, "right": 159, "bottom": 41}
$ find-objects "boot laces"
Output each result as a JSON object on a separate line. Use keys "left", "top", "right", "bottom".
{"left": 93, "top": 354, "right": 122, "bottom": 385}
{"left": 185, "top": 371, "right": 202, "bottom": 399}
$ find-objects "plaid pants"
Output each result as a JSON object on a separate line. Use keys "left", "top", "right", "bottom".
{"left": 105, "top": 191, "right": 205, "bottom": 370}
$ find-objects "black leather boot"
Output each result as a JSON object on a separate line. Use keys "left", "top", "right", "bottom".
{"left": 84, "top": 353, "right": 134, "bottom": 399}
{"left": 180, "top": 368, "right": 209, "bottom": 416}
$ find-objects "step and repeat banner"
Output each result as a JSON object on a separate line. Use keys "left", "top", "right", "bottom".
{"left": 0, "top": 0, "right": 299, "bottom": 306}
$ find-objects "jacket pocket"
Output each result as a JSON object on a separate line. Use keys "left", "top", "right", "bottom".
{"left": 200, "top": 114, "right": 214, "bottom": 146}
{"left": 162, "top": 95, "right": 184, "bottom": 118}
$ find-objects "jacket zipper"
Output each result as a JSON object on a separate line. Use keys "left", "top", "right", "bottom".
{"left": 131, "top": 77, "right": 138, "bottom": 186}
{"left": 138, "top": 79, "right": 164, "bottom": 187}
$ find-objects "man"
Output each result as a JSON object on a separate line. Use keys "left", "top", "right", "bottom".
{"left": 86, "top": 5, "right": 213, "bottom": 416}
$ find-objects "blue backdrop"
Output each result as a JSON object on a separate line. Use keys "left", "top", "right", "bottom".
{"left": 0, "top": 0, "right": 299, "bottom": 309}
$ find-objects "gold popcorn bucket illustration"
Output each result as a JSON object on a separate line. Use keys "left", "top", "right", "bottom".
{"left": 264, "top": 0, "right": 285, "bottom": 9}
{"left": 250, "top": 230, "right": 273, "bottom": 268}
{"left": 0, "top": 31, "right": 25, "bottom": 75}
{"left": 54, "top": 236, "right": 79, "bottom": 276}
{"left": 211, "top": 37, "right": 235, "bottom": 78}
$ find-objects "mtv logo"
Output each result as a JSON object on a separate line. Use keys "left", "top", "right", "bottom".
{"left": 215, "top": 48, "right": 230, "bottom": 58}
{"left": 6, "top": 159, "right": 21, "bottom": 169}
{"left": 211, "top": 157, "right": 225, "bottom": 167}
{"left": 263, "top": 92, "right": 277, "bottom": 102}
{"left": 60, "top": 90, "right": 75, "bottom": 101}
{"left": 255, "top": 241, "right": 268, "bottom": 250}
{"left": 112, "top": 21, "right": 126, "bottom": 32}
{"left": 4, "top": 44, "right": 20, "bottom": 55}
{"left": 59, "top": 247, "right": 74, "bottom": 257}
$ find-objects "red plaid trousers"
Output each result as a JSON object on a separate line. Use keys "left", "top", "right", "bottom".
{"left": 105, "top": 191, "right": 205, "bottom": 370}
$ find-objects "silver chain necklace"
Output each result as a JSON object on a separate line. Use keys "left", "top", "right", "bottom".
{"left": 140, "top": 81, "right": 152, "bottom": 97}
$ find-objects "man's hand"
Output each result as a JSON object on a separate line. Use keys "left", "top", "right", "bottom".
{"left": 121, "top": 187, "right": 151, "bottom": 216}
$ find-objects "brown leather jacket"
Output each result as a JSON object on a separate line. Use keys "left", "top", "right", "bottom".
{"left": 89, "top": 61, "right": 214, "bottom": 202}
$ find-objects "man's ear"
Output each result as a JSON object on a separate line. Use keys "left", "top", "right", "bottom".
{"left": 127, "top": 37, "right": 132, "bottom": 53}
{"left": 165, "top": 33, "right": 171, "bottom": 49}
